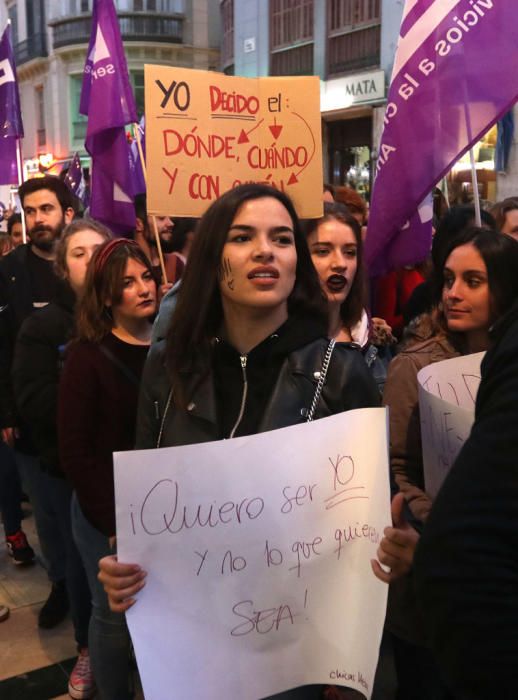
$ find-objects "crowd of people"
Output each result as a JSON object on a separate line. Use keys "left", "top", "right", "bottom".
{"left": 1, "top": 174, "right": 518, "bottom": 700}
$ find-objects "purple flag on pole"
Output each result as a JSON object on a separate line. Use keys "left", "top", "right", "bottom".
{"left": 366, "top": 0, "right": 518, "bottom": 276}
{"left": 80, "top": 0, "right": 138, "bottom": 234}
{"left": 0, "top": 24, "right": 24, "bottom": 185}
{"left": 64, "top": 152, "right": 89, "bottom": 207}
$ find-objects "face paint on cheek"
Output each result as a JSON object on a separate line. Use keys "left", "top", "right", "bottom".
{"left": 219, "top": 257, "right": 234, "bottom": 291}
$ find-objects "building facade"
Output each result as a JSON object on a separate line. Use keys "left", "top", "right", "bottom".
{"left": 0, "top": 0, "right": 220, "bottom": 174}
{"left": 219, "top": 0, "right": 404, "bottom": 201}
{"left": 219, "top": 0, "right": 517, "bottom": 204}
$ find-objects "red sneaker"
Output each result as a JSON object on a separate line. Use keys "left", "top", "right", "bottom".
{"left": 68, "top": 649, "right": 96, "bottom": 699}
{"left": 5, "top": 530, "right": 35, "bottom": 565}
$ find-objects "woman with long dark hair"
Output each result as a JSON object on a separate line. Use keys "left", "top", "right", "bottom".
{"left": 303, "top": 203, "right": 394, "bottom": 391}
{"left": 58, "top": 239, "right": 157, "bottom": 700}
{"left": 99, "top": 184, "right": 380, "bottom": 699}
{"left": 380, "top": 227, "right": 518, "bottom": 700}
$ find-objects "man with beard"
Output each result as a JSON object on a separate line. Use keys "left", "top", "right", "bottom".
{"left": 134, "top": 193, "right": 176, "bottom": 281}
{"left": 0, "top": 175, "right": 74, "bottom": 627}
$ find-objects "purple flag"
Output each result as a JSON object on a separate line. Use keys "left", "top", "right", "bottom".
{"left": 366, "top": 0, "right": 518, "bottom": 275}
{"left": 80, "top": 0, "right": 138, "bottom": 233}
{"left": 64, "top": 152, "right": 89, "bottom": 207}
{"left": 0, "top": 24, "right": 23, "bottom": 185}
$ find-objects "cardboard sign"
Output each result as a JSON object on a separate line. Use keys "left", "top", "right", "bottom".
{"left": 144, "top": 65, "right": 323, "bottom": 218}
{"left": 114, "top": 409, "right": 390, "bottom": 700}
{"left": 418, "top": 353, "right": 484, "bottom": 499}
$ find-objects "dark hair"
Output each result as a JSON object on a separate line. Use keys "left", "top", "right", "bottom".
{"left": 0, "top": 232, "right": 11, "bottom": 255}
{"left": 323, "top": 183, "right": 335, "bottom": 199}
{"left": 170, "top": 217, "right": 198, "bottom": 253}
{"left": 18, "top": 175, "right": 74, "bottom": 213}
{"left": 490, "top": 197, "right": 518, "bottom": 232}
{"left": 134, "top": 193, "right": 147, "bottom": 224}
{"left": 76, "top": 238, "right": 156, "bottom": 343}
{"left": 166, "top": 184, "right": 327, "bottom": 406}
{"left": 333, "top": 186, "right": 367, "bottom": 223}
{"left": 7, "top": 213, "right": 22, "bottom": 236}
{"left": 441, "top": 227, "right": 518, "bottom": 326}
{"left": 430, "top": 205, "right": 496, "bottom": 303}
{"left": 302, "top": 202, "right": 366, "bottom": 330}
{"left": 54, "top": 218, "right": 113, "bottom": 279}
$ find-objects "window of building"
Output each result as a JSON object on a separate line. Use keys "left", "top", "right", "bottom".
{"left": 26, "top": 0, "right": 45, "bottom": 37}
{"left": 130, "top": 70, "right": 145, "bottom": 119}
{"left": 220, "top": 0, "right": 234, "bottom": 70}
{"left": 132, "top": 0, "right": 177, "bottom": 10}
{"left": 70, "top": 75, "right": 88, "bottom": 147}
{"left": 7, "top": 4, "right": 18, "bottom": 45}
{"left": 327, "top": 0, "right": 381, "bottom": 75}
{"left": 67, "top": 0, "right": 90, "bottom": 12}
{"left": 270, "top": 0, "right": 314, "bottom": 76}
{"left": 35, "top": 86, "right": 46, "bottom": 148}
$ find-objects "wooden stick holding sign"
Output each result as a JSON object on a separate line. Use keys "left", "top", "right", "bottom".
{"left": 132, "top": 122, "right": 168, "bottom": 285}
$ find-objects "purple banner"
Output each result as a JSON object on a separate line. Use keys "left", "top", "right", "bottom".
{"left": 80, "top": 0, "right": 138, "bottom": 233}
{"left": 366, "top": 0, "right": 518, "bottom": 275}
{"left": 0, "top": 136, "right": 18, "bottom": 185}
{"left": 0, "top": 24, "right": 23, "bottom": 185}
{"left": 89, "top": 128, "right": 136, "bottom": 235}
{"left": 64, "top": 152, "right": 89, "bottom": 207}
{"left": 80, "top": 0, "right": 137, "bottom": 131}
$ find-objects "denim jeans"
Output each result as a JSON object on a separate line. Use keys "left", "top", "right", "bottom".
{"left": 71, "top": 492, "right": 133, "bottom": 700}
{"left": 15, "top": 452, "right": 65, "bottom": 581}
{"left": 16, "top": 453, "right": 90, "bottom": 648}
{"left": 0, "top": 441, "right": 23, "bottom": 536}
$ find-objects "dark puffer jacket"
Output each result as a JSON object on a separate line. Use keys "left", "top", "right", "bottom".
{"left": 12, "top": 280, "right": 76, "bottom": 476}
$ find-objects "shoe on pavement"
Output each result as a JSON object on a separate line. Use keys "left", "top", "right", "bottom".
{"left": 68, "top": 649, "right": 96, "bottom": 699}
{"left": 38, "top": 580, "right": 69, "bottom": 629}
{"left": 6, "top": 530, "right": 35, "bottom": 565}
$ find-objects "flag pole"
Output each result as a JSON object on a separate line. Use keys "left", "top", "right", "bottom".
{"left": 469, "top": 148, "right": 482, "bottom": 227}
{"left": 132, "top": 121, "right": 167, "bottom": 285}
{"left": 133, "top": 122, "right": 147, "bottom": 182}
{"left": 15, "top": 138, "right": 27, "bottom": 244}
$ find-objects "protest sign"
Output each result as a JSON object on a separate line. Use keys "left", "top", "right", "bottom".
{"left": 114, "top": 408, "right": 390, "bottom": 700}
{"left": 418, "top": 353, "right": 484, "bottom": 499}
{"left": 144, "top": 65, "right": 323, "bottom": 219}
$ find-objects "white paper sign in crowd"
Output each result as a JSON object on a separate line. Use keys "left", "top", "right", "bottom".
{"left": 418, "top": 353, "right": 485, "bottom": 499}
{"left": 114, "top": 409, "right": 391, "bottom": 700}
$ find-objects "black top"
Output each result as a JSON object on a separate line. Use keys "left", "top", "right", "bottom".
{"left": 25, "top": 246, "right": 59, "bottom": 306}
{"left": 59, "top": 333, "right": 149, "bottom": 535}
{"left": 214, "top": 316, "right": 325, "bottom": 439}
{"left": 414, "top": 301, "right": 518, "bottom": 699}
{"left": 13, "top": 280, "right": 76, "bottom": 467}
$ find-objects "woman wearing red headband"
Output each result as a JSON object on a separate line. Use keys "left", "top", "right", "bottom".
{"left": 58, "top": 238, "right": 157, "bottom": 700}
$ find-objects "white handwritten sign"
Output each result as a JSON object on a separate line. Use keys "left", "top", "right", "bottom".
{"left": 418, "top": 352, "right": 484, "bottom": 500}
{"left": 114, "top": 409, "right": 390, "bottom": 700}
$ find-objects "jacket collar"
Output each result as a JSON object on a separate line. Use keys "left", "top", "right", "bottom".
{"left": 179, "top": 366, "right": 218, "bottom": 426}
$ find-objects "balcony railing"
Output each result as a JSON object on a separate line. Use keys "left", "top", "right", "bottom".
{"left": 15, "top": 33, "right": 48, "bottom": 65}
{"left": 328, "top": 23, "right": 380, "bottom": 75}
{"left": 51, "top": 12, "right": 183, "bottom": 49}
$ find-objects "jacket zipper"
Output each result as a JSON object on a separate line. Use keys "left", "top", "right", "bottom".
{"left": 228, "top": 355, "right": 248, "bottom": 438}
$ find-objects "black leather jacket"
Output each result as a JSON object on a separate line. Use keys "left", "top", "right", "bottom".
{"left": 136, "top": 337, "right": 380, "bottom": 450}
